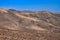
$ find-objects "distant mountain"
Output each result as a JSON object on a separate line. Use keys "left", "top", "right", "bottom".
{"left": 0, "top": 8, "right": 60, "bottom": 40}
{"left": 9, "top": 9, "right": 21, "bottom": 13}
{"left": 21, "top": 10, "right": 34, "bottom": 13}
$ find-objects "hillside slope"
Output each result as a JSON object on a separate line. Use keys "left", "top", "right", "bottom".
{"left": 0, "top": 8, "right": 60, "bottom": 40}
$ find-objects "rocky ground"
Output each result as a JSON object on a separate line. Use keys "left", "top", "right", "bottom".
{"left": 0, "top": 8, "right": 60, "bottom": 40}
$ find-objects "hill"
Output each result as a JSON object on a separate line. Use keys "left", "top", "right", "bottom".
{"left": 0, "top": 8, "right": 60, "bottom": 40}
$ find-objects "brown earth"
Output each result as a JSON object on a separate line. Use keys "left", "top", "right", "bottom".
{"left": 0, "top": 8, "right": 60, "bottom": 40}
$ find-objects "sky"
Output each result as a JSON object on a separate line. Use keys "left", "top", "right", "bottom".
{"left": 0, "top": 0, "right": 60, "bottom": 12}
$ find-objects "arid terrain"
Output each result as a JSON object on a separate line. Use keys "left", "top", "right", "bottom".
{"left": 0, "top": 8, "right": 60, "bottom": 40}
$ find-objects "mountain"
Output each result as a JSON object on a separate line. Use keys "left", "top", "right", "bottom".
{"left": 0, "top": 8, "right": 60, "bottom": 40}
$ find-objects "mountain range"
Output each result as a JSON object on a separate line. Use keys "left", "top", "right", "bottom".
{"left": 0, "top": 8, "right": 60, "bottom": 40}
